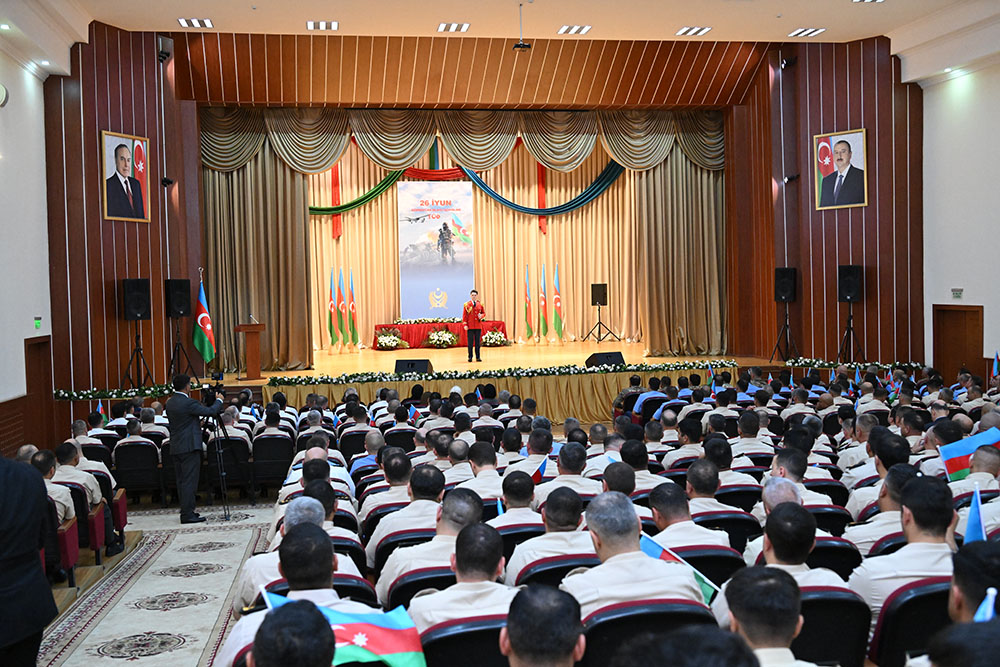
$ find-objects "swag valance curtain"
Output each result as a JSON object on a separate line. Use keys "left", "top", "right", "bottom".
{"left": 199, "top": 108, "right": 725, "bottom": 174}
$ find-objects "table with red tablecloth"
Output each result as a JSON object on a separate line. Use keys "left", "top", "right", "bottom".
{"left": 373, "top": 321, "right": 507, "bottom": 348}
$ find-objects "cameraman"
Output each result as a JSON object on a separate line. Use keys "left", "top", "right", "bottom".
{"left": 167, "top": 374, "right": 223, "bottom": 524}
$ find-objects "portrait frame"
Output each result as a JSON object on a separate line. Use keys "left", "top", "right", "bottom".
{"left": 813, "top": 128, "right": 868, "bottom": 211}
{"left": 101, "top": 130, "right": 151, "bottom": 222}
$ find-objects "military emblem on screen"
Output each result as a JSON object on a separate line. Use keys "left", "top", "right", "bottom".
{"left": 430, "top": 289, "right": 448, "bottom": 309}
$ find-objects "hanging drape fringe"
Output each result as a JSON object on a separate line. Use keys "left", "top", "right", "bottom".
{"left": 200, "top": 108, "right": 724, "bottom": 174}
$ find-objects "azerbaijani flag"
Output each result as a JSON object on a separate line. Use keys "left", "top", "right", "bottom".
{"left": 263, "top": 593, "right": 426, "bottom": 667}
{"left": 707, "top": 364, "right": 715, "bottom": 381}
{"left": 330, "top": 412, "right": 341, "bottom": 429}
{"left": 553, "top": 263, "right": 563, "bottom": 340}
{"left": 496, "top": 498, "right": 505, "bottom": 516}
{"left": 97, "top": 400, "right": 106, "bottom": 423}
{"left": 993, "top": 351, "right": 999, "bottom": 379}
{"left": 966, "top": 485, "right": 988, "bottom": 544}
{"left": 450, "top": 214, "right": 472, "bottom": 245}
{"left": 132, "top": 139, "right": 147, "bottom": 212}
{"left": 475, "top": 387, "right": 483, "bottom": 401}
{"left": 407, "top": 405, "right": 418, "bottom": 421}
{"left": 524, "top": 265, "right": 534, "bottom": 339}
{"left": 640, "top": 535, "right": 718, "bottom": 605}
{"left": 531, "top": 457, "right": 548, "bottom": 484}
{"left": 328, "top": 269, "right": 339, "bottom": 346}
{"left": 348, "top": 270, "right": 360, "bottom": 346}
{"left": 337, "top": 269, "right": 350, "bottom": 344}
{"left": 767, "top": 373, "right": 773, "bottom": 383}
{"left": 974, "top": 587, "right": 997, "bottom": 622}
{"left": 830, "top": 368, "right": 836, "bottom": 384}
{"left": 539, "top": 264, "right": 549, "bottom": 337}
{"left": 939, "top": 427, "right": 1000, "bottom": 481}
{"left": 816, "top": 136, "right": 835, "bottom": 182}
{"left": 854, "top": 367, "right": 862, "bottom": 386}
{"left": 193, "top": 279, "right": 216, "bottom": 363}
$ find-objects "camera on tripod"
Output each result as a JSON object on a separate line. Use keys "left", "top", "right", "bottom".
{"left": 202, "top": 381, "right": 226, "bottom": 405}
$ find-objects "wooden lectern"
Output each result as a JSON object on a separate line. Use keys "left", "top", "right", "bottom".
{"left": 234, "top": 323, "right": 266, "bottom": 380}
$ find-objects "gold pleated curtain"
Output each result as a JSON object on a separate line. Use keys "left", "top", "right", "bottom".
{"left": 202, "top": 140, "right": 313, "bottom": 371}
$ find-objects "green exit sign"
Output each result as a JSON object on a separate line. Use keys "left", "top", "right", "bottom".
{"left": 34, "top": 317, "right": 42, "bottom": 329}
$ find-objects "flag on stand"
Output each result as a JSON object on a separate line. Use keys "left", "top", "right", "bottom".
{"left": 965, "top": 485, "right": 988, "bottom": 544}
{"left": 193, "top": 278, "right": 217, "bottom": 363}
{"left": 539, "top": 264, "right": 549, "bottom": 338}
{"left": 531, "top": 457, "right": 547, "bottom": 484}
{"left": 939, "top": 427, "right": 1000, "bottom": 481}
{"left": 553, "top": 264, "right": 564, "bottom": 340}
{"left": 263, "top": 592, "right": 426, "bottom": 667}
{"left": 640, "top": 535, "right": 718, "bottom": 605}
{"left": 523, "top": 265, "right": 534, "bottom": 340}
{"left": 348, "top": 270, "right": 360, "bottom": 346}
{"left": 337, "top": 269, "right": 350, "bottom": 345}
{"left": 328, "top": 269, "right": 339, "bottom": 346}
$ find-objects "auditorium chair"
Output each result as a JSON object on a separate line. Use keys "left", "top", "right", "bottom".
{"left": 621, "top": 394, "right": 641, "bottom": 415}
{"left": 858, "top": 501, "right": 880, "bottom": 522}
{"left": 205, "top": 437, "right": 256, "bottom": 505}
{"left": 109, "top": 487, "right": 128, "bottom": 545}
{"left": 806, "top": 505, "right": 852, "bottom": 536}
{"left": 251, "top": 436, "right": 295, "bottom": 492}
{"left": 350, "top": 463, "right": 379, "bottom": 487}
{"left": 868, "top": 532, "right": 907, "bottom": 557}
{"left": 731, "top": 466, "right": 767, "bottom": 482}
{"left": 246, "top": 574, "right": 379, "bottom": 614}
{"left": 334, "top": 507, "right": 360, "bottom": 534}
{"left": 988, "top": 526, "right": 1000, "bottom": 542}
{"left": 792, "top": 587, "right": 871, "bottom": 667}
{"left": 969, "top": 407, "right": 983, "bottom": 423}
{"left": 82, "top": 443, "right": 114, "bottom": 470}
{"left": 868, "top": 576, "right": 952, "bottom": 667}
{"left": 768, "top": 415, "right": 786, "bottom": 436}
{"left": 631, "top": 491, "right": 651, "bottom": 507}
{"left": 157, "top": 441, "right": 180, "bottom": 500}
{"left": 691, "top": 510, "right": 763, "bottom": 552}
{"left": 822, "top": 413, "right": 841, "bottom": 436}
{"left": 715, "top": 485, "right": 762, "bottom": 513}
{"left": 94, "top": 433, "right": 120, "bottom": 450}
{"left": 666, "top": 456, "right": 699, "bottom": 471}
{"left": 537, "top": 495, "right": 595, "bottom": 514}
{"left": 853, "top": 474, "right": 881, "bottom": 489}
{"left": 45, "top": 497, "right": 79, "bottom": 588}
{"left": 515, "top": 554, "right": 600, "bottom": 587}
{"left": 420, "top": 615, "right": 507, "bottom": 667}
{"left": 724, "top": 417, "right": 740, "bottom": 438}
{"left": 114, "top": 441, "right": 164, "bottom": 504}
{"left": 805, "top": 536, "right": 863, "bottom": 581}
{"left": 496, "top": 524, "right": 545, "bottom": 561}
{"left": 142, "top": 431, "right": 166, "bottom": 448}
{"left": 746, "top": 453, "right": 777, "bottom": 468}
{"left": 640, "top": 398, "right": 669, "bottom": 424}
{"left": 662, "top": 399, "right": 689, "bottom": 415}
{"left": 331, "top": 536, "right": 366, "bottom": 574}
{"left": 54, "top": 481, "right": 106, "bottom": 565}
{"left": 479, "top": 499, "right": 501, "bottom": 522}
{"left": 339, "top": 431, "right": 368, "bottom": 461}
{"left": 671, "top": 545, "right": 745, "bottom": 587}
{"left": 658, "top": 469, "right": 688, "bottom": 486}
{"left": 953, "top": 489, "right": 999, "bottom": 510}
{"left": 803, "top": 479, "right": 849, "bottom": 507}
{"left": 580, "top": 599, "right": 715, "bottom": 667}
{"left": 373, "top": 528, "right": 436, "bottom": 577}
{"left": 472, "top": 425, "right": 504, "bottom": 449}
{"left": 641, "top": 518, "right": 658, "bottom": 535}
{"left": 294, "top": 432, "right": 324, "bottom": 453}
{"left": 814, "top": 463, "right": 844, "bottom": 480}
{"left": 361, "top": 502, "right": 409, "bottom": 542}
{"left": 385, "top": 430, "right": 417, "bottom": 451}
{"left": 386, "top": 567, "right": 457, "bottom": 609}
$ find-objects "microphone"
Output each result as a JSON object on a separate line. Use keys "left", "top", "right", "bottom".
{"left": 249, "top": 313, "right": 259, "bottom": 324}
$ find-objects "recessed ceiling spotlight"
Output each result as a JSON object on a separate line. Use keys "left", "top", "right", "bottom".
{"left": 437, "top": 22, "right": 470, "bottom": 33}
{"left": 177, "top": 18, "right": 214, "bottom": 29}
{"left": 40, "top": 60, "right": 49, "bottom": 66}
{"left": 0, "top": 24, "right": 10, "bottom": 30}
{"left": 944, "top": 67, "right": 953, "bottom": 73}
{"left": 676, "top": 26, "right": 712, "bottom": 37}
{"left": 788, "top": 28, "right": 827, "bottom": 37}
{"left": 558, "top": 25, "right": 592, "bottom": 35}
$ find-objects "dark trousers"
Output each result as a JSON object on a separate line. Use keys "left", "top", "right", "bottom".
{"left": 173, "top": 451, "right": 201, "bottom": 520}
{"left": 0, "top": 631, "right": 43, "bottom": 667}
{"left": 467, "top": 328, "right": 482, "bottom": 361}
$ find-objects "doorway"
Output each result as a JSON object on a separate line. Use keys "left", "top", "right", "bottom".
{"left": 932, "top": 305, "right": 984, "bottom": 382}
{"left": 23, "top": 336, "right": 55, "bottom": 448}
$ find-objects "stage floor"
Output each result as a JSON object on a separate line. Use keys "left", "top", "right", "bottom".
{"left": 222, "top": 341, "right": 775, "bottom": 386}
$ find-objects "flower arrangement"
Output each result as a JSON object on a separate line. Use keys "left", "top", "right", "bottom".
{"left": 393, "top": 318, "right": 460, "bottom": 325}
{"left": 54, "top": 384, "right": 174, "bottom": 401}
{"left": 267, "top": 359, "right": 740, "bottom": 387}
{"left": 785, "top": 357, "right": 923, "bottom": 372}
{"left": 482, "top": 328, "right": 512, "bottom": 347}
{"left": 426, "top": 327, "right": 459, "bottom": 348}
{"left": 375, "top": 328, "right": 409, "bottom": 350}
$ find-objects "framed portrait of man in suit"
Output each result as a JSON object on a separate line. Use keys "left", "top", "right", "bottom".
{"left": 102, "top": 130, "right": 150, "bottom": 222}
{"left": 814, "top": 128, "right": 868, "bottom": 211}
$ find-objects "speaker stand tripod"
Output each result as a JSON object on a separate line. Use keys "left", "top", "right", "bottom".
{"left": 769, "top": 302, "right": 799, "bottom": 362}
{"left": 167, "top": 321, "right": 198, "bottom": 382}
{"left": 837, "top": 302, "right": 866, "bottom": 363}
{"left": 583, "top": 305, "right": 620, "bottom": 343}
{"left": 122, "top": 326, "right": 154, "bottom": 388}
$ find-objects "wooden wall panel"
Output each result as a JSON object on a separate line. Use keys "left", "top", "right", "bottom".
{"left": 172, "top": 33, "right": 771, "bottom": 108}
{"left": 43, "top": 23, "right": 204, "bottom": 422}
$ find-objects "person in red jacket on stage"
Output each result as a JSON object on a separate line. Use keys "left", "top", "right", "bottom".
{"left": 463, "top": 289, "right": 486, "bottom": 363}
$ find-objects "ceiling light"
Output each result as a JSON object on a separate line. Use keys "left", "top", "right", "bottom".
{"left": 676, "top": 26, "right": 712, "bottom": 37}
{"left": 0, "top": 24, "right": 10, "bottom": 30}
{"left": 178, "top": 18, "right": 214, "bottom": 29}
{"left": 788, "top": 28, "right": 826, "bottom": 38}
{"left": 307, "top": 20, "right": 314, "bottom": 30}
{"left": 558, "top": 25, "right": 592, "bottom": 35}
{"left": 437, "top": 22, "right": 469, "bottom": 33}
{"left": 944, "top": 67, "right": 953, "bottom": 73}
{"left": 40, "top": 60, "right": 49, "bottom": 66}
{"left": 853, "top": 1, "right": 884, "bottom": 3}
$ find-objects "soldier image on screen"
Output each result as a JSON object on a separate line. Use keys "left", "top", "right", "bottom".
{"left": 437, "top": 223, "right": 455, "bottom": 263}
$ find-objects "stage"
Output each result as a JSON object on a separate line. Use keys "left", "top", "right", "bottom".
{"left": 222, "top": 342, "right": 776, "bottom": 424}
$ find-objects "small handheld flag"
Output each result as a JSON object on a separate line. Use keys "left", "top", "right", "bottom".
{"left": 640, "top": 534, "right": 718, "bottom": 605}
{"left": 97, "top": 400, "right": 106, "bottom": 423}
{"left": 938, "top": 427, "right": 1000, "bottom": 481}
{"left": 974, "top": 587, "right": 997, "bottom": 623}
{"left": 965, "top": 485, "right": 988, "bottom": 544}
{"left": 830, "top": 368, "right": 836, "bottom": 384}
{"left": 475, "top": 387, "right": 483, "bottom": 401}
{"left": 767, "top": 373, "right": 773, "bottom": 384}
{"left": 993, "top": 351, "right": 1000, "bottom": 379}
{"left": 706, "top": 363, "right": 715, "bottom": 380}
{"left": 330, "top": 413, "right": 341, "bottom": 429}
{"left": 531, "top": 457, "right": 548, "bottom": 484}
{"left": 854, "top": 367, "right": 862, "bottom": 386}
{"left": 407, "top": 405, "right": 417, "bottom": 422}
{"left": 496, "top": 498, "right": 505, "bottom": 516}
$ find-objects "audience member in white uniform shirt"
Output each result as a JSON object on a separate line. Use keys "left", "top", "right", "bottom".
{"left": 856, "top": 387, "right": 891, "bottom": 415}
{"left": 31, "top": 449, "right": 76, "bottom": 524}
{"left": 473, "top": 403, "right": 503, "bottom": 429}
{"left": 457, "top": 441, "right": 504, "bottom": 499}
{"left": 684, "top": 459, "right": 738, "bottom": 515}
{"left": 676, "top": 388, "right": 713, "bottom": 422}
{"left": 780, "top": 389, "right": 817, "bottom": 422}
{"left": 743, "top": 478, "right": 829, "bottom": 566}
{"left": 622, "top": 439, "right": 668, "bottom": 494}
{"left": 843, "top": 464, "right": 918, "bottom": 555}
{"left": 86, "top": 410, "right": 118, "bottom": 438}
{"left": 442, "top": 439, "right": 475, "bottom": 485}
{"left": 649, "top": 481, "right": 730, "bottom": 549}
{"left": 452, "top": 412, "right": 476, "bottom": 446}
{"left": 358, "top": 449, "right": 413, "bottom": 523}
{"left": 848, "top": 475, "right": 958, "bottom": 639}
{"left": 700, "top": 389, "right": 740, "bottom": 431}
{"left": 660, "top": 418, "right": 706, "bottom": 469}
{"left": 725, "top": 567, "right": 820, "bottom": 667}
{"left": 267, "top": 481, "right": 361, "bottom": 553}
{"left": 704, "top": 437, "right": 759, "bottom": 487}
{"left": 642, "top": 420, "right": 670, "bottom": 456}
{"left": 136, "top": 408, "right": 169, "bottom": 439}
{"left": 505, "top": 488, "right": 594, "bottom": 586}
{"left": 600, "top": 462, "right": 654, "bottom": 523}
{"left": 499, "top": 587, "right": 587, "bottom": 667}
{"left": 917, "top": 419, "right": 965, "bottom": 479}
{"left": 497, "top": 427, "right": 526, "bottom": 468}
{"left": 838, "top": 413, "right": 879, "bottom": 471}
{"left": 408, "top": 523, "right": 519, "bottom": 634}
{"left": 750, "top": 449, "right": 832, "bottom": 525}
{"left": 486, "top": 471, "right": 544, "bottom": 531}
{"left": 531, "top": 443, "right": 604, "bottom": 510}
{"left": 363, "top": 465, "right": 445, "bottom": 570}
{"left": 731, "top": 412, "right": 775, "bottom": 457}
{"left": 582, "top": 433, "right": 626, "bottom": 479}
{"left": 843, "top": 432, "right": 914, "bottom": 519}
{"left": 242, "top": 597, "right": 336, "bottom": 667}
